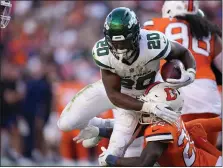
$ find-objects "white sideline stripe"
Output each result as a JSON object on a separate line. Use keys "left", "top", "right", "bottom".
{"left": 145, "top": 134, "right": 173, "bottom": 142}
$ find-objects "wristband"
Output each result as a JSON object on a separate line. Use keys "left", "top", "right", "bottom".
{"left": 105, "top": 155, "right": 119, "bottom": 166}
{"left": 99, "top": 128, "right": 111, "bottom": 138}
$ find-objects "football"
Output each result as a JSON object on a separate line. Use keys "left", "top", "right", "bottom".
{"left": 161, "top": 60, "right": 183, "bottom": 81}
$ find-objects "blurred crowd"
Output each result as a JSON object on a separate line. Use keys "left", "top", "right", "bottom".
{"left": 0, "top": 1, "right": 222, "bottom": 166}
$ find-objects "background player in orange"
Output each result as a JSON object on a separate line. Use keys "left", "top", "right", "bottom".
{"left": 143, "top": 0, "right": 222, "bottom": 146}
{"left": 97, "top": 82, "right": 222, "bottom": 167}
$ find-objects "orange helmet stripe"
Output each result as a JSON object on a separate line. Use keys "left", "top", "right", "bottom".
{"left": 188, "top": 0, "right": 194, "bottom": 12}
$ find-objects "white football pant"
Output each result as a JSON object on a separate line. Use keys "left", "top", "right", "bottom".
{"left": 57, "top": 80, "right": 143, "bottom": 157}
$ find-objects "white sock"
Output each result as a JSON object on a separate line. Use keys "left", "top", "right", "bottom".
{"left": 88, "top": 117, "right": 114, "bottom": 128}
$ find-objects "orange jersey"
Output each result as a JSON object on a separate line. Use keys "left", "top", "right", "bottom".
{"left": 144, "top": 18, "right": 216, "bottom": 80}
{"left": 185, "top": 118, "right": 222, "bottom": 158}
{"left": 218, "top": 85, "right": 222, "bottom": 94}
{"left": 144, "top": 118, "right": 218, "bottom": 166}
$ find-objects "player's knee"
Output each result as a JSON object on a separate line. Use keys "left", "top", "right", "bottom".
{"left": 57, "top": 115, "right": 87, "bottom": 131}
{"left": 57, "top": 117, "right": 73, "bottom": 131}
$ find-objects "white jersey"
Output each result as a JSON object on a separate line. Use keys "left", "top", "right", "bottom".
{"left": 93, "top": 29, "right": 171, "bottom": 96}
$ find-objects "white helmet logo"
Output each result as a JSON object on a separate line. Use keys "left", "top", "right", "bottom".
{"left": 128, "top": 12, "right": 137, "bottom": 29}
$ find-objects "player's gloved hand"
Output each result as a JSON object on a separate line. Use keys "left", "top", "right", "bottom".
{"left": 82, "top": 136, "right": 101, "bottom": 148}
{"left": 141, "top": 102, "right": 181, "bottom": 124}
{"left": 98, "top": 147, "right": 110, "bottom": 166}
{"left": 73, "top": 125, "right": 99, "bottom": 143}
{"left": 166, "top": 67, "right": 196, "bottom": 89}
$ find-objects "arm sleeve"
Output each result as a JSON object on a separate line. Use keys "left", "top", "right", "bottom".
{"left": 185, "top": 117, "right": 222, "bottom": 133}
{"left": 145, "top": 31, "right": 172, "bottom": 65}
{"left": 186, "top": 122, "right": 222, "bottom": 157}
{"left": 92, "top": 42, "right": 115, "bottom": 73}
{"left": 159, "top": 34, "right": 172, "bottom": 59}
{"left": 152, "top": 32, "right": 172, "bottom": 60}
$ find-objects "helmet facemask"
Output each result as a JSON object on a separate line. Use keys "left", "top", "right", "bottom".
{"left": 139, "top": 112, "right": 162, "bottom": 125}
{"left": 137, "top": 82, "right": 184, "bottom": 125}
{"left": 137, "top": 95, "right": 163, "bottom": 125}
{"left": 1, "top": 0, "right": 12, "bottom": 29}
{"left": 106, "top": 31, "right": 139, "bottom": 63}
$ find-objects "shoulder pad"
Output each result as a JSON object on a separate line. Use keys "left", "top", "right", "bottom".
{"left": 92, "top": 39, "right": 114, "bottom": 71}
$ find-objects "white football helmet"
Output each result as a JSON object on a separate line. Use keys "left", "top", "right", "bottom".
{"left": 162, "top": 0, "right": 199, "bottom": 18}
{"left": 138, "top": 82, "right": 184, "bottom": 125}
{"left": 1, "top": 0, "right": 12, "bottom": 29}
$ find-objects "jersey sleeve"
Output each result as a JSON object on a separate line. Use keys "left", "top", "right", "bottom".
{"left": 156, "top": 31, "right": 172, "bottom": 60}
{"left": 145, "top": 30, "right": 172, "bottom": 65}
{"left": 144, "top": 121, "right": 174, "bottom": 143}
{"left": 92, "top": 40, "right": 115, "bottom": 73}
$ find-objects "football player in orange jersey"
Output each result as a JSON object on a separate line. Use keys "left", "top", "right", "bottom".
{"left": 143, "top": 0, "right": 222, "bottom": 146}
{"left": 95, "top": 82, "right": 222, "bottom": 167}
{"left": 185, "top": 117, "right": 222, "bottom": 158}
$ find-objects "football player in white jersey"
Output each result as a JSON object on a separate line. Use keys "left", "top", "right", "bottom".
{"left": 57, "top": 7, "right": 196, "bottom": 164}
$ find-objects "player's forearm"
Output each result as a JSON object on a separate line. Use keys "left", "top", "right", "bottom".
{"left": 186, "top": 117, "right": 222, "bottom": 132}
{"left": 205, "top": 118, "right": 222, "bottom": 132}
{"left": 179, "top": 49, "right": 196, "bottom": 70}
{"left": 108, "top": 92, "right": 143, "bottom": 111}
{"left": 106, "top": 142, "right": 165, "bottom": 167}
{"left": 166, "top": 41, "right": 196, "bottom": 71}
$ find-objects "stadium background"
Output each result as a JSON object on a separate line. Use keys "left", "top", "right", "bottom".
{"left": 0, "top": 0, "right": 222, "bottom": 166}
